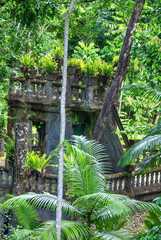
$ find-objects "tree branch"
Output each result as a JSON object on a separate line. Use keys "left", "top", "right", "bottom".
{"left": 93, "top": 0, "right": 146, "bottom": 141}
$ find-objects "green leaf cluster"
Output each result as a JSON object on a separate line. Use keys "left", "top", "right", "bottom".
{"left": 25, "top": 151, "right": 52, "bottom": 173}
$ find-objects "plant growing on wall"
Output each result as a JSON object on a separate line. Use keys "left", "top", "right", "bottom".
{"left": 67, "top": 58, "right": 83, "bottom": 68}
{"left": 39, "top": 54, "right": 58, "bottom": 72}
{"left": 82, "top": 61, "right": 99, "bottom": 76}
{"left": 72, "top": 41, "right": 101, "bottom": 62}
{"left": 102, "top": 62, "right": 113, "bottom": 76}
{"left": 53, "top": 46, "right": 64, "bottom": 59}
{"left": 20, "top": 53, "right": 36, "bottom": 69}
{"left": 25, "top": 151, "right": 52, "bottom": 174}
{"left": 4, "top": 135, "right": 15, "bottom": 166}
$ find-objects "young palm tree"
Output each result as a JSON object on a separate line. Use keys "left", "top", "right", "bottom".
{"left": 2, "top": 136, "right": 161, "bottom": 240}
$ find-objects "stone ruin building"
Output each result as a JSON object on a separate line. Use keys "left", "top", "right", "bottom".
{"left": 7, "top": 60, "right": 124, "bottom": 173}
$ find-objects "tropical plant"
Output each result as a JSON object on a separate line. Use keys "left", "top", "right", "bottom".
{"left": 102, "top": 62, "right": 113, "bottom": 76}
{"left": 119, "top": 120, "right": 161, "bottom": 170}
{"left": 53, "top": 46, "right": 64, "bottom": 59}
{"left": 67, "top": 58, "right": 84, "bottom": 68}
{"left": 25, "top": 151, "right": 52, "bottom": 173}
{"left": 2, "top": 136, "right": 161, "bottom": 240}
{"left": 20, "top": 53, "right": 36, "bottom": 69}
{"left": 113, "top": 55, "right": 119, "bottom": 65}
{"left": 4, "top": 135, "right": 15, "bottom": 166}
{"left": 136, "top": 210, "right": 161, "bottom": 240}
{"left": 39, "top": 54, "right": 58, "bottom": 72}
{"left": 121, "top": 84, "right": 161, "bottom": 102}
{"left": 82, "top": 61, "right": 99, "bottom": 76}
{"left": 72, "top": 41, "right": 100, "bottom": 62}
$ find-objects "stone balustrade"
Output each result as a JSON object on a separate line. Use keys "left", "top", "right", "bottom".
{"left": 106, "top": 167, "right": 161, "bottom": 201}
{"left": 8, "top": 67, "right": 111, "bottom": 111}
{"left": 0, "top": 165, "right": 161, "bottom": 201}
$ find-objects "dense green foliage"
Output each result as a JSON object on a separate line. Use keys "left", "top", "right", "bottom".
{"left": 2, "top": 136, "right": 161, "bottom": 239}
{"left": 0, "top": 1, "right": 160, "bottom": 238}
{"left": 0, "top": 0, "right": 160, "bottom": 138}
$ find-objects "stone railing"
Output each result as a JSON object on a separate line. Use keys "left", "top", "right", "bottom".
{"left": 0, "top": 164, "right": 160, "bottom": 201}
{"left": 106, "top": 167, "right": 161, "bottom": 200}
{"left": 8, "top": 67, "right": 111, "bottom": 110}
{"left": 26, "top": 172, "right": 58, "bottom": 195}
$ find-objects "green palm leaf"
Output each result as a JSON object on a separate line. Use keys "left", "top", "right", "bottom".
{"left": 2, "top": 192, "right": 80, "bottom": 217}
{"left": 64, "top": 136, "right": 112, "bottom": 198}
{"left": 71, "top": 135, "right": 112, "bottom": 174}
{"left": 73, "top": 192, "right": 160, "bottom": 218}
{"left": 121, "top": 84, "right": 161, "bottom": 101}
{"left": 14, "top": 203, "right": 40, "bottom": 230}
{"left": 147, "top": 120, "right": 161, "bottom": 136}
{"left": 91, "top": 230, "right": 133, "bottom": 240}
{"left": 31, "top": 221, "right": 90, "bottom": 240}
{"left": 119, "top": 134, "right": 161, "bottom": 167}
{"left": 138, "top": 152, "right": 161, "bottom": 170}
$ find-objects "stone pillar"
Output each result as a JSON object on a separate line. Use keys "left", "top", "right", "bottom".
{"left": 0, "top": 137, "right": 4, "bottom": 157}
{"left": 13, "top": 122, "right": 29, "bottom": 195}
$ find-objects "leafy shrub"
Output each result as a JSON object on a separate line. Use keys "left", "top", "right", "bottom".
{"left": 82, "top": 61, "right": 99, "bottom": 76}
{"left": 139, "top": 226, "right": 161, "bottom": 240}
{"left": 136, "top": 210, "right": 161, "bottom": 240}
{"left": 26, "top": 151, "right": 52, "bottom": 173}
{"left": 39, "top": 53, "right": 58, "bottom": 72}
{"left": 72, "top": 41, "right": 100, "bottom": 62}
{"left": 113, "top": 55, "right": 119, "bottom": 65}
{"left": 102, "top": 62, "right": 113, "bottom": 76}
{"left": 53, "top": 46, "right": 63, "bottom": 58}
{"left": 20, "top": 53, "right": 36, "bottom": 69}
{"left": 68, "top": 58, "right": 84, "bottom": 68}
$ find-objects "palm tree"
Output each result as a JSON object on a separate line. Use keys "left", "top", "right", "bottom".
{"left": 2, "top": 136, "right": 161, "bottom": 240}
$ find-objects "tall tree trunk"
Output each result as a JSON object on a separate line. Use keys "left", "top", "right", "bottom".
{"left": 93, "top": 0, "right": 145, "bottom": 141}
{"left": 55, "top": 0, "right": 76, "bottom": 239}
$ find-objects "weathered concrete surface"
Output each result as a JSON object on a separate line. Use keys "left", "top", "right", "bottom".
{"left": 13, "top": 122, "right": 28, "bottom": 195}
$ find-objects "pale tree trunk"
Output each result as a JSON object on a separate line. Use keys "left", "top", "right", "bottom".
{"left": 55, "top": 0, "right": 76, "bottom": 239}
{"left": 93, "top": 0, "right": 145, "bottom": 141}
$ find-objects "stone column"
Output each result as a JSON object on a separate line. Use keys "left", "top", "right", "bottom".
{"left": 13, "top": 122, "right": 29, "bottom": 195}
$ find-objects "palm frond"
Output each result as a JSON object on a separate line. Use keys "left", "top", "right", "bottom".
{"left": 2, "top": 192, "right": 80, "bottom": 217}
{"left": 14, "top": 203, "right": 40, "bottom": 230}
{"left": 119, "top": 135, "right": 161, "bottom": 167}
{"left": 91, "top": 230, "right": 133, "bottom": 240}
{"left": 147, "top": 121, "right": 161, "bottom": 136}
{"left": 32, "top": 221, "right": 57, "bottom": 240}
{"left": 138, "top": 152, "right": 161, "bottom": 171}
{"left": 64, "top": 136, "right": 112, "bottom": 198}
{"left": 73, "top": 192, "right": 161, "bottom": 219}
{"left": 31, "top": 221, "right": 90, "bottom": 240}
{"left": 71, "top": 135, "right": 113, "bottom": 174}
{"left": 7, "top": 229, "right": 33, "bottom": 240}
{"left": 61, "top": 221, "right": 90, "bottom": 240}
{"left": 120, "top": 84, "right": 161, "bottom": 101}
